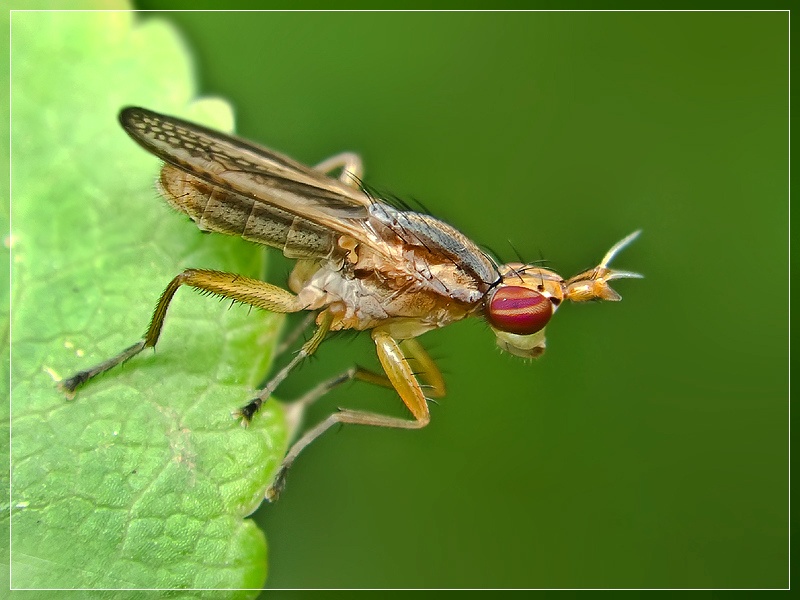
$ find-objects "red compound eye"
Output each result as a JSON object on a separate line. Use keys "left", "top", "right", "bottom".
{"left": 486, "top": 286, "right": 553, "bottom": 335}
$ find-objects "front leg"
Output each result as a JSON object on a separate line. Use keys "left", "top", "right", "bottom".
{"left": 266, "top": 330, "right": 433, "bottom": 501}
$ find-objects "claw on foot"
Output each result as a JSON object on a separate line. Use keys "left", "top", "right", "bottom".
{"left": 266, "top": 465, "right": 289, "bottom": 502}
{"left": 233, "top": 398, "right": 262, "bottom": 427}
{"left": 58, "top": 372, "right": 89, "bottom": 399}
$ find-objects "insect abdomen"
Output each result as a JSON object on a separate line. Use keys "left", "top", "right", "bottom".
{"left": 159, "top": 165, "right": 336, "bottom": 259}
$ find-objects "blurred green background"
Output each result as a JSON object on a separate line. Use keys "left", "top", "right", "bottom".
{"left": 37, "top": 6, "right": 795, "bottom": 589}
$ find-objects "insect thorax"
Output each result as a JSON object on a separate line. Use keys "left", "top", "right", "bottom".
{"left": 289, "top": 238, "right": 480, "bottom": 335}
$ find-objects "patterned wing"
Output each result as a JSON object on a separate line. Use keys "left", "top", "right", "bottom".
{"left": 119, "top": 107, "right": 380, "bottom": 244}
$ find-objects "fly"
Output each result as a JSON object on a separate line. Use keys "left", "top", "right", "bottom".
{"left": 61, "top": 107, "right": 642, "bottom": 500}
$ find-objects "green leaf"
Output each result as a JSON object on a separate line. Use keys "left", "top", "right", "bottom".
{"left": 1, "top": 6, "right": 10, "bottom": 596}
{"left": 10, "top": 6, "right": 287, "bottom": 593}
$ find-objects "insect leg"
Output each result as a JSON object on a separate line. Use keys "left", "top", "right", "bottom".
{"left": 266, "top": 329, "right": 430, "bottom": 501}
{"left": 59, "top": 340, "right": 148, "bottom": 397}
{"left": 399, "top": 338, "right": 447, "bottom": 399}
{"left": 313, "top": 152, "right": 364, "bottom": 188}
{"left": 60, "top": 269, "right": 305, "bottom": 396}
{"left": 274, "top": 312, "right": 317, "bottom": 356}
{"left": 282, "top": 364, "right": 402, "bottom": 438}
{"left": 282, "top": 364, "right": 393, "bottom": 433}
{"left": 235, "top": 310, "right": 334, "bottom": 424}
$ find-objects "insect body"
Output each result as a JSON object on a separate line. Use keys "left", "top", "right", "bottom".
{"left": 62, "top": 107, "right": 642, "bottom": 500}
